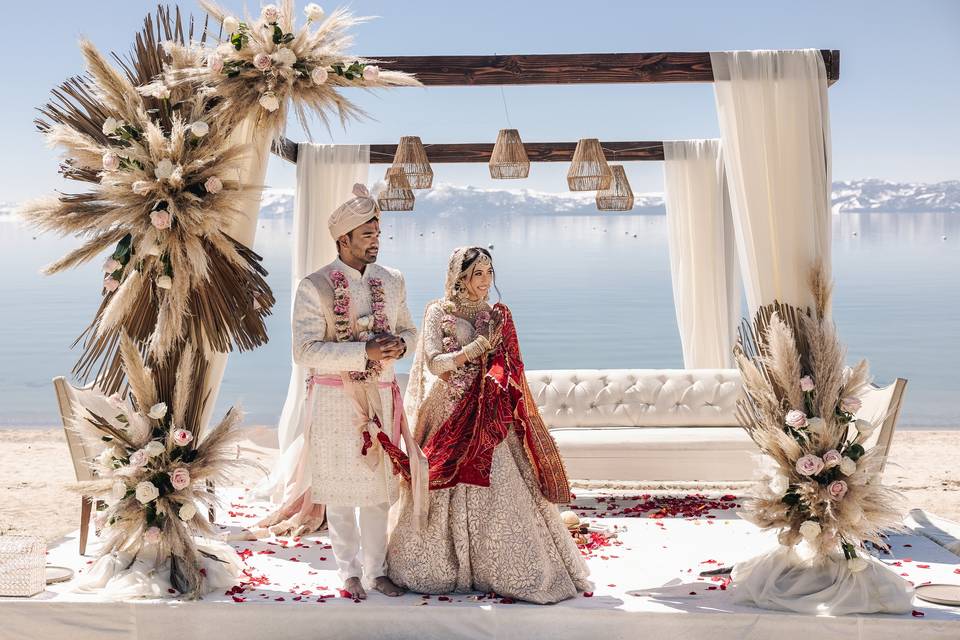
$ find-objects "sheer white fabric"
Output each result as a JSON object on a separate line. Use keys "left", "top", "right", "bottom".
{"left": 255, "top": 144, "right": 369, "bottom": 505}
{"left": 663, "top": 139, "right": 739, "bottom": 368}
{"left": 711, "top": 50, "right": 833, "bottom": 315}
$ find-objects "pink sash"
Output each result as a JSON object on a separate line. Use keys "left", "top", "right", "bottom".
{"left": 305, "top": 374, "right": 404, "bottom": 445}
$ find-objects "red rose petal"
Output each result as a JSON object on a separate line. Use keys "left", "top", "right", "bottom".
{"left": 916, "top": 564, "right": 930, "bottom": 569}
{"left": 912, "top": 610, "right": 925, "bottom": 617}
{"left": 583, "top": 592, "right": 594, "bottom": 598}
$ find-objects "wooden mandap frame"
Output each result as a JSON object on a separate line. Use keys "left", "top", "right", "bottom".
{"left": 273, "top": 50, "right": 840, "bottom": 165}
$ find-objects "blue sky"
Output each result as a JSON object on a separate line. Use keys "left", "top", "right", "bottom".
{"left": 4, "top": 0, "right": 958, "bottom": 201}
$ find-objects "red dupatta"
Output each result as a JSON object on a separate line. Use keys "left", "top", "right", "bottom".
{"left": 378, "top": 303, "right": 571, "bottom": 504}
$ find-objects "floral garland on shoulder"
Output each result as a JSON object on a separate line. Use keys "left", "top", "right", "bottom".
{"left": 331, "top": 270, "right": 388, "bottom": 382}
{"left": 439, "top": 299, "right": 492, "bottom": 394}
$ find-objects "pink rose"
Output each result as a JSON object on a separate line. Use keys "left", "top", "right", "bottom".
{"left": 143, "top": 526, "right": 162, "bottom": 544}
{"left": 128, "top": 449, "right": 148, "bottom": 467}
{"left": 795, "top": 454, "right": 824, "bottom": 477}
{"left": 102, "top": 152, "right": 120, "bottom": 171}
{"left": 800, "top": 376, "right": 815, "bottom": 392}
{"left": 204, "top": 175, "right": 223, "bottom": 194}
{"left": 171, "top": 429, "right": 193, "bottom": 447}
{"left": 103, "top": 275, "right": 120, "bottom": 292}
{"left": 828, "top": 480, "right": 848, "bottom": 500}
{"left": 102, "top": 258, "right": 121, "bottom": 273}
{"left": 362, "top": 65, "right": 380, "bottom": 82}
{"left": 207, "top": 53, "right": 224, "bottom": 73}
{"left": 261, "top": 4, "right": 279, "bottom": 22}
{"left": 170, "top": 467, "right": 191, "bottom": 491}
{"left": 784, "top": 409, "right": 808, "bottom": 429}
{"left": 150, "top": 209, "right": 172, "bottom": 230}
{"left": 253, "top": 53, "right": 272, "bottom": 71}
{"left": 822, "top": 449, "right": 842, "bottom": 468}
{"left": 840, "top": 397, "right": 862, "bottom": 414}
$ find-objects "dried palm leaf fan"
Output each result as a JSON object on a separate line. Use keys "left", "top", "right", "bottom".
{"left": 391, "top": 136, "right": 433, "bottom": 189}
{"left": 378, "top": 167, "right": 415, "bottom": 211}
{"left": 596, "top": 165, "right": 634, "bottom": 211}
{"left": 567, "top": 138, "right": 612, "bottom": 191}
{"left": 489, "top": 129, "right": 530, "bottom": 179}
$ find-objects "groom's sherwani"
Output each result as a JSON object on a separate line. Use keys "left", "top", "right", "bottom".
{"left": 292, "top": 257, "right": 416, "bottom": 582}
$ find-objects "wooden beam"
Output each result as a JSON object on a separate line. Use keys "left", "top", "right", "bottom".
{"left": 273, "top": 138, "right": 665, "bottom": 164}
{"left": 362, "top": 50, "right": 840, "bottom": 86}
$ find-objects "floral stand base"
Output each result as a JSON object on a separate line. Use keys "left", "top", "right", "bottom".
{"left": 73, "top": 540, "right": 243, "bottom": 600}
{"left": 732, "top": 545, "right": 915, "bottom": 615}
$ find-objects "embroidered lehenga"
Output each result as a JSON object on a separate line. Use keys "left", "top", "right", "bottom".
{"left": 385, "top": 248, "right": 591, "bottom": 604}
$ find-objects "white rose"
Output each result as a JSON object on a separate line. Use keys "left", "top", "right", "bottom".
{"left": 847, "top": 557, "right": 868, "bottom": 573}
{"left": 156, "top": 274, "right": 172, "bottom": 290}
{"left": 154, "top": 158, "right": 174, "bottom": 180}
{"left": 855, "top": 419, "right": 875, "bottom": 435}
{"left": 798, "top": 520, "right": 821, "bottom": 541}
{"left": 261, "top": 4, "right": 279, "bottom": 22}
{"left": 110, "top": 480, "right": 127, "bottom": 502}
{"left": 128, "top": 449, "right": 148, "bottom": 467}
{"left": 272, "top": 47, "right": 296, "bottom": 67}
{"left": 144, "top": 440, "right": 166, "bottom": 458}
{"left": 217, "top": 42, "right": 235, "bottom": 56}
{"left": 840, "top": 366, "right": 853, "bottom": 386}
{"left": 189, "top": 120, "right": 209, "bottom": 137}
{"left": 148, "top": 402, "right": 168, "bottom": 420}
{"left": 840, "top": 457, "right": 857, "bottom": 476}
{"left": 769, "top": 473, "right": 789, "bottom": 496}
{"left": 304, "top": 3, "right": 324, "bottom": 21}
{"left": 102, "top": 117, "right": 120, "bottom": 135}
{"left": 311, "top": 66, "right": 328, "bottom": 85}
{"left": 362, "top": 65, "right": 380, "bottom": 82}
{"left": 102, "top": 153, "right": 121, "bottom": 172}
{"left": 135, "top": 481, "right": 160, "bottom": 505}
{"left": 178, "top": 502, "right": 197, "bottom": 521}
{"left": 258, "top": 92, "right": 280, "bottom": 112}
{"left": 131, "top": 180, "right": 152, "bottom": 195}
{"left": 223, "top": 16, "right": 239, "bottom": 33}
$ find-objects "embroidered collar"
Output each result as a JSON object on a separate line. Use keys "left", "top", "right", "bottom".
{"left": 333, "top": 257, "right": 369, "bottom": 281}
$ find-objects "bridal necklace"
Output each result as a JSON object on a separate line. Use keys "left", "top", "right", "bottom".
{"left": 454, "top": 294, "right": 490, "bottom": 321}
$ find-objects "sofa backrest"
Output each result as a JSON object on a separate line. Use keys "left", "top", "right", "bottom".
{"left": 525, "top": 369, "right": 743, "bottom": 428}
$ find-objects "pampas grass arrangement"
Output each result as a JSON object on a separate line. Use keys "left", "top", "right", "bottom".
{"left": 734, "top": 262, "right": 905, "bottom": 569}
{"left": 71, "top": 333, "right": 261, "bottom": 599}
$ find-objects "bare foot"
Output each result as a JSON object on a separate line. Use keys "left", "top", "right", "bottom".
{"left": 372, "top": 575, "right": 406, "bottom": 597}
{"left": 344, "top": 576, "right": 367, "bottom": 600}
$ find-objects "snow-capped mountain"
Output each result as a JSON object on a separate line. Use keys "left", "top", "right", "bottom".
{"left": 2, "top": 180, "right": 957, "bottom": 221}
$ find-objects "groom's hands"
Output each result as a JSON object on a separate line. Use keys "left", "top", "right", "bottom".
{"left": 365, "top": 334, "right": 406, "bottom": 361}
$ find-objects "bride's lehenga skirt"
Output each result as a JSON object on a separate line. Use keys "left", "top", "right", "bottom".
{"left": 387, "top": 428, "right": 591, "bottom": 604}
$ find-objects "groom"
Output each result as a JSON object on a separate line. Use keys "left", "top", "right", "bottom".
{"left": 291, "top": 183, "right": 415, "bottom": 599}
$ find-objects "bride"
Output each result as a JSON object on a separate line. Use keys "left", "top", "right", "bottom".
{"left": 384, "top": 246, "right": 591, "bottom": 604}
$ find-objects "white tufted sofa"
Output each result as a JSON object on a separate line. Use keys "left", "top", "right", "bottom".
{"left": 525, "top": 369, "right": 757, "bottom": 482}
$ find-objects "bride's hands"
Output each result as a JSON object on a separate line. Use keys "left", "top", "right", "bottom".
{"left": 480, "top": 308, "right": 504, "bottom": 350}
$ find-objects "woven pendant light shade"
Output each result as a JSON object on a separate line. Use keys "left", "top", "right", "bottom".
{"left": 489, "top": 129, "right": 530, "bottom": 179}
{"left": 392, "top": 136, "right": 433, "bottom": 189}
{"left": 596, "top": 165, "right": 634, "bottom": 211}
{"left": 566, "top": 138, "right": 612, "bottom": 191}
{"left": 377, "top": 167, "right": 415, "bottom": 211}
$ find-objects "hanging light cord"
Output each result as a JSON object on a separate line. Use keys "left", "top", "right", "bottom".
{"left": 494, "top": 52, "right": 514, "bottom": 128}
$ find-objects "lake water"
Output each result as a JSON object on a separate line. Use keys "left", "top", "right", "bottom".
{"left": 1, "top": 210, "right": 957, "bottom": 428}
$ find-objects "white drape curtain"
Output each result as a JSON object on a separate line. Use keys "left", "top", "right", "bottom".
{"left": 663, "top": 139, "right": 739, "bottom": 368}
{"left": 710, "top": 49, "right": 833, "bottom": 315}
{"left": 258, "top": 143, "right": 369, "bottom": 503}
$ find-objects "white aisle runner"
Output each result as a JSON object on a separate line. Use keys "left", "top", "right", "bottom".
{"left": 4, "top": 491, "right": 959, "bottom": 640}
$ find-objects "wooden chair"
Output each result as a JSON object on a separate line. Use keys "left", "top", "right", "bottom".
{"left": 857, "top": 378, "right": 908, "bottom": 474}
{"left": 52, "top": 376, "right": 105, "bottom": 556}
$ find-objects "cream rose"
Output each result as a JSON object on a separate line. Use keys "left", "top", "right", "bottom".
{"left": 102, "top": 153, "right": 121, "bottom": 171}
{"left": 144, "top": 440, "right": 166, "bottom": 458}
{"left": 110, "top": 480, "right": 127, "bottom": 502}
{"left": 171, "top": 428, "right": 193, "bottom": 447}
{"left": 150, "top": 209, "right": 172, "bottom": 230}
{"left": 769, "top": 473, "right": 789, "bottom": 496}
{"left": 362, "top": 65, "right": 380, "bottom": 82}
{"left": 135, "top": 481, "right": 159, "bottom": 504}
{"left": 189, "top": 120, "right": 209, "bottom": 137}
{"left": 311, "top": 66, "right": 329, "bottom": 85}
{"left": 102, "top": 258, "right": 121, "bottom": 273}
{"left": 102, "top": 117, "right": 120, "bottom": 135}
{"left": 798, "top": 520, "right": 821, "bottom": 541}
{"left": 822, "top": 449, "right": 842, "bottom": 468}
{"left": 156, "top": 275, "right": 172, "bottom": 290}
{"left": 840, "top": 457, "right": 857, "bottom": 476}
{"left": 170, "top": 467, "right": 191, "bottom": 491}
{"left": 178, "top": 502, "right": 197, "bottom": 521}
{"left": 827, "top": 479, "right": 848, "bottom": 500}
{"left": 795, "top": 454, "right": 824, "bottom": 477}
{"left": 784, "top": 409, "right": 808, "bottom": 430}
{"left": 261, "top": 4, "right": 279, "bottom": 22}
{"left": 304, "top": 3, "right": 324, "bottom": 21}
{"left": 154, "top": 158, "right": 174, "bottom": 180}
{"left": 148, "top": 402, "right": 168, "bottom": 420}
{"left": 128, "top": 449, "right": 148, "bottom": 467}
{"left": 253, "top": 52, "right": 272, "bottom": 71}
{"left": 272, "top": 47, "right": 296, "bottom": 67}
{"left": 223, "top": 16, "right": 239, "bottom": 33}
{"left": 204, "top": 175, "right": 223, "bottom": 194}
{"left": 258, "top": 92, "right": 280, "bottom": 112}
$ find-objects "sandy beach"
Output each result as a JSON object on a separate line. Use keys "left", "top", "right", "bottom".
{"left": 0, "top": 426, "right": 956, "bottom": 543}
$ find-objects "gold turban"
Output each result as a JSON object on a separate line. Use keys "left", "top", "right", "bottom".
{"left": 328, "top": 183, "right": 380, "bottom": 240}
